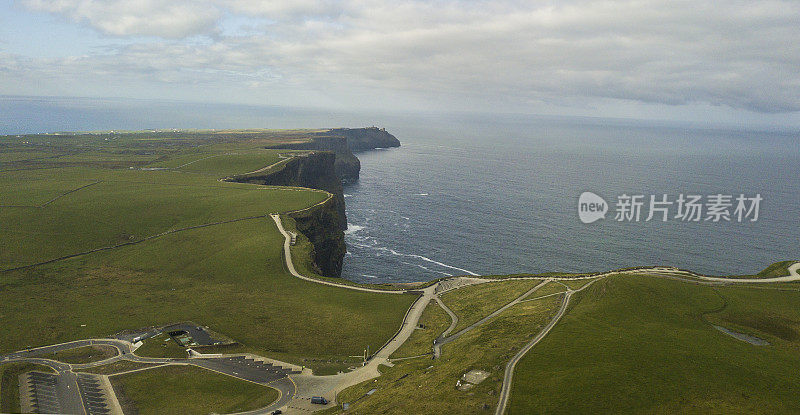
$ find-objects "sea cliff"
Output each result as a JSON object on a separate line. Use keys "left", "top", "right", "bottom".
{"left": 231, "top": 127, "right": 399, "bottom": 278}
{"left": 228, "top": 151, "right": 346, "bottom": 277}
{"left": 321, "top": 127, "right": 401, "bottom": 151}
{"left": 267, "top": 127, "right": 400, "bottom": 183}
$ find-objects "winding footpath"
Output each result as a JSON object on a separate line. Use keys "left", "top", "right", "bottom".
{"left": 270, "top": 213, "right": 406, "bottom": 294}
{"left": 493, "top": 277, "right": 603, "bottom": 415}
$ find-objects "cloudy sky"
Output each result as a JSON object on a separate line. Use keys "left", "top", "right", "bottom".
{"left": 1, "top": 0, "right": 799, "bottom": 125}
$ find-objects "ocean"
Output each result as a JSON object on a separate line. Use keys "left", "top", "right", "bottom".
{"left": 2, "top": 97, "right": 798, "bottom": 282}
{"left": 342, "top": 115, "right": 800, "bottom": 282}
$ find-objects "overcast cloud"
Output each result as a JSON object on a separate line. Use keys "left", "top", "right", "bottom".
{"left": 2, "top": 0, "right": 799, "bottom": 117}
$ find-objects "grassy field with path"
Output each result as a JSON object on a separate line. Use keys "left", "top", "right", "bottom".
{"left": 508, "top": 274, "right": 800, "bottom": 414}
{"left": 112, "top": 365, "right": 279, "bottom": 415}
{"left": 0, "top": 131, "right": 416, "bottom": 372}
{"left": 391, "top": 300, "right": 450, "bottom": 358}
{"left": 328, "top": 292, "right": 562, "bottom": 414}
{"left": 440, "top": 279, "right": 545, "bottom": 333}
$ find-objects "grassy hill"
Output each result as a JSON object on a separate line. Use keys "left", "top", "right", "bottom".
{"left": 324, "top": 264, "right": 798, "bottom": 414}
{"left": 508, "top": 274, "right": 800, "bottom": 414}
{"left": 0, "top": 130, "right": 415, "bottom": 370}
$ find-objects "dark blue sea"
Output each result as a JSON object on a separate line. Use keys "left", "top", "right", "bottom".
{"left": 2, "top": 96, "right": 798, "bottom": 282}
{"left": 342, "top": 116, "right": 800, "bottom": 282}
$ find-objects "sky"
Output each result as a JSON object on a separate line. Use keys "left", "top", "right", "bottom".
{"left": 1, "top": 0, "right": 799, "bottom": 127}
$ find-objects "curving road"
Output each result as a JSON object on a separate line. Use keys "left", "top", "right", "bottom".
{"left": 1, "top": 338, "right": 298, "bottom": 415}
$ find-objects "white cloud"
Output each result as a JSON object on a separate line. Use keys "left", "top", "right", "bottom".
{"left": 23, "top": 0, "right": 220, "bottom": 38}
{"left": 10, "top": 0, "right": 800, "bottom": 114}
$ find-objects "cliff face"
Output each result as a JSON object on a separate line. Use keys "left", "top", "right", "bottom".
{"left": 323, "top": 127, "right": 401, "bottom": 151}
{"left": 233, "top": 128, "right": 400, "bottom": 278}
{"left": 289, "top": 197, "right": 346, "bottom": 277}
{"left": 229, "top": 151, "right": 347, "bottom": 277}
{"left": 266, "top": 127, "right": 400, "bottom": 184}
{"left": 265, "top": 135, "right": 360, "bottom": 184}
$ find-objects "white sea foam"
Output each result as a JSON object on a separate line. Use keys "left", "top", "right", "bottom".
{"left": 370, "top": 245, "right": 478, "bottom": 275}
{"left": 347, "top": 237, "right": 478, "bottom": 276}
{"left": 400, "top": 261, "right": 452, "bottom": 276}
{"left": 344, "top": 224, "right": 366, "bottom": 235}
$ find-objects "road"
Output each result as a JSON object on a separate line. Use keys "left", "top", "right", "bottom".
{"left": 1, "top": 338, "right": 300, "bottom": 415}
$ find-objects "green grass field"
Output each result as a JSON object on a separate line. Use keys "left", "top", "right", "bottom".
{"left": 48, "top": 345, "right": 118, "bottom": 364}
{"left": 0, "top": 131, "right": 416, "bottom": 372}
{"left": 111, "top": 365, "right": 278, "bottom": 414}
{"left": 391, "top": 300, "right": 450, "bottom": 358}
{"left": 440, "top": 279, "right": 545, "bottom": 333}
{"left": 507, "top": 274, "right": 800, "bottom": 414}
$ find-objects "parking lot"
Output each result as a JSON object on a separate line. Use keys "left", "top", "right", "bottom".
{"left": 76, "top": 373, "right": 112, "bottom": 415}
{"left": 25, "top": 371, "right": 61, "bottom": 414}
{"left": 195, "top": 356, "right": 300, "bottom": 384}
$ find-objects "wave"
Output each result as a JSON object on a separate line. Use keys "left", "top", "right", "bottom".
{"left": 388, "top": 249, "right": 478, "bottom": 275}
{"left": 400, "top": 261, "right": 452, "bottom": 276}
{"left": 344, "top": 224, "right": 366, "bottom": 235}
{"left": 364, "top": 244, "right": 478, "bottom": 276}
{"left": 346, "top": 237, "right": 478, "bottom": 276}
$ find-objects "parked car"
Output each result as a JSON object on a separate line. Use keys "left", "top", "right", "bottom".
{"left": 311, "top": 396, "right": 328, "bottom": 405}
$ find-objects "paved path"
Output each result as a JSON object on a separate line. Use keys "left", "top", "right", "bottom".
{"left": 435, "top": 279, "right": 552, "bottom": 353}
{"left": 494, "top": 290, "right": 572, "bottom": 415}
{"left": 374, "top": 284, "right": 437, "bottom": 360}
{"left": 646, "top": 263, "right": 800, "bottom": 283}
{"left": 270, "top": 213, "right": 406, "bottom": 294}
{"left": 432, "top": 297, "right": 458, "bottom": 358}
{"left": 494, "top": 276, "right": 603, "bottom": 415}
